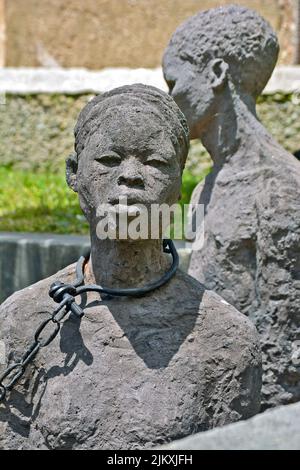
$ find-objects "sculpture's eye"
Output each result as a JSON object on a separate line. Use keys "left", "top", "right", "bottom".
{"left": 145, "top": 156, "right": 168, "bottom": 168}
{"left": 95, "top": 153, "right": 121, "bottom": 167}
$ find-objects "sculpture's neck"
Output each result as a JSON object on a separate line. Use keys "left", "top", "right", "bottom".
{"left": 200, "top": 90, "right": 267, "bottom": 168}
{"left": 85, "top": 230, "right": 170, "bottom": 289}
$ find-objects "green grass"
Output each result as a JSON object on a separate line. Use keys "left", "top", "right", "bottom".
{"left": 0, "top": 167, "right": 88, "bottom": 234}
{"left": 0, "top": 166, "right": 209, "bottom": 234}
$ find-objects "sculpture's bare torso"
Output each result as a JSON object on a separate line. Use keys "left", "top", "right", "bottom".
{"left": 189, "top": 136, "right": 300, "bottom": 407}
{"left": 162, "top": 5, "right": 300, "bottom": 408}
{"left": 0, "top": 265, "right": 260, "bottom": 450}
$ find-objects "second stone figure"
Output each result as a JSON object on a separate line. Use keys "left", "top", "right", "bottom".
{"left": 163, "top": 5, "right": 300, "bottom": 409}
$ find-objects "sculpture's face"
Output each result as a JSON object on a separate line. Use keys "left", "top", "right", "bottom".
{"left": 163, "top": 51, "right": 215, "bottom": 139}
{"left": 75, "top": 108, "right": 182, "bottom": 227}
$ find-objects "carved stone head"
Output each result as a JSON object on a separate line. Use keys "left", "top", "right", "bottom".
{"left": 163, "top": 5, "right": 279, "bottom": 137}
{"left": 66, "top": 84, "right": 189, "bottom": 236}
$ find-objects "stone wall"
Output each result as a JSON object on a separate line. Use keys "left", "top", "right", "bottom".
{"left": 1, "top": 91, "right": 299, "bottom": 174}
{"left": 4, "top": 0, "right": 296, "bottom": 68}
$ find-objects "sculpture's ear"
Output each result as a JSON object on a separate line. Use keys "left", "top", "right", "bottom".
{"left": 66, "top": 152, "right": 78, "bottom": 192}
{"left": 210, "top": 59, "right": 229, "bottom": 92}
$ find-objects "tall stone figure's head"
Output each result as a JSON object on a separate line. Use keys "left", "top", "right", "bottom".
{"left": 66, "top": 84, "right": 189, "bottom": 234}
{"left": 163, "top": 5, "right": 279, "bottom": 138}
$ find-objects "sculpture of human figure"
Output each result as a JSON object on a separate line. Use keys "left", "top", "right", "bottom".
{"left": 163, "top": 5, "right": 300, "bottom": 409}
{"left": 0, "top": 84, "right": 261, "bottom": 450}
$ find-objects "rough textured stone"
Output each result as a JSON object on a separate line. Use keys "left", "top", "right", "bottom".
{"left": 0, "top": 264, "right": 261, "bottom": 450}
{"left": 163, "top": 5, "right": 300, "bottom": 409}
{"left": 0, "top": 84, "right": 261, "bottom": 450}
{"left": 161, "top": 402, "right": 300, "bottom": 450}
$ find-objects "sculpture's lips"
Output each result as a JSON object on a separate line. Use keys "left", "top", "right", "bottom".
{"left": 108, "top": 195, "right": 146, "bottom": 206}
{"left": 107, "top": 195, "right": 147, "bottom": 217}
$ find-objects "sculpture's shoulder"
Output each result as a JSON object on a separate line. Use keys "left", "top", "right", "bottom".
{"left": 0, "top": 263, "right": 77, "bottom": 338}
{"left": 253, "top": 145, "right": 300, "bottom": 241}
{"left": 176, "top": 269, "right": 260, "bottom": 350}
{"left": 173, "top": 270, "right": 261, "bottom": 419}
{"left": 245, "top": 141, "right": 300, "bottom": 203}
{"left": 266, "top": 144, "right": 300, "bottom": 195}
{"left": 178, "top": 268, "right": 256, "bottom": 326}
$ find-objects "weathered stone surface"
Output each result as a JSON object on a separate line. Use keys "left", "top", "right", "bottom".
{"left": 0, "top": 84, "right": 261, "bottom": 450}
{"left": 163, "top": 5, "right": 300, "bottom": 409}
{"left": 161, "top": 402, "right": 300, "bottom": 450}
{"left": 0, "top": 263, "right": 261, "bottom": 450}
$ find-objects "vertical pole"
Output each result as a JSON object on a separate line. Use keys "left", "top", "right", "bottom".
{"left": 295, "top": 0, "right": 300, "bottom": 64}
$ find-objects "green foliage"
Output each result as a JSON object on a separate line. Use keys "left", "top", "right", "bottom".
{"left": 180, "top": 165, "right": 210, "bottom": 206}
{"left": 0, "top": 167, "right": 88, "bottom": 234}
{"left": 168, "top": 166, "right": 210, "bottom": 240}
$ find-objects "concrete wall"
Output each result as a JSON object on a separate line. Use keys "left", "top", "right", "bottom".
{"left": 0, "top": 233, "right": 90, "bottom": 303}
{"left": 4, "top": 0, "right": 296, "bottom": 68}
{"left": 0, "top": 0, "right": 5, "bottom": 67}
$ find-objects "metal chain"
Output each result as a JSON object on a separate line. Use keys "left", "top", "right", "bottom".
{"left": 0, "top": 298, "right": 71, "bottom": 402}
{"left": 0, "top": 239, "right": 178, "bottom": 403}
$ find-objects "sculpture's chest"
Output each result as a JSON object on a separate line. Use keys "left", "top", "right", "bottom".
{"left": 208, "top": 177, "right": 258, "bottom": 236}
{"left": 29, "top": 301, "right": 204, "bottom": 449}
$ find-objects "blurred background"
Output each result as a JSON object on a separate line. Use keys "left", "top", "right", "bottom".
{"left": 0, "top": 0, "right": 300, "bottom": 300}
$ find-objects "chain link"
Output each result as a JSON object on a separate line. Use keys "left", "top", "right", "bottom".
{"left": 0, "top": 299, "right": 71, "bottom": 402}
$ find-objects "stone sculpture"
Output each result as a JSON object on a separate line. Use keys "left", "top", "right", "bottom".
{"left": 163, "top": 5, "right": 300, "bottom": 408}
{"left": 0, "top": 84, "right": 261, "bottom": 449}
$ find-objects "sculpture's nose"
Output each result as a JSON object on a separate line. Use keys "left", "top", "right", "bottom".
{"left": 117, "top": 160, "right": 144, "bottom": 189}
